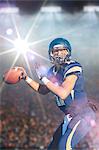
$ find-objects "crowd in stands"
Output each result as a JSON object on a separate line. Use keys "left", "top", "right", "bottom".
{"left": 0, "top": 105, "right": 58, "bottom": 149}
{"left": 0, "top": 86, "right": 99, "bottom": 150}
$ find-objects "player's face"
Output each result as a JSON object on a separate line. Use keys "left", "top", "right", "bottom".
{"left": 52, "top": 49, "right": 68, "bottom": 58}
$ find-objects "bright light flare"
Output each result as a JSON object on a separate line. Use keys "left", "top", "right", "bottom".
{"left": 14, "top": 39, "right": 30, "bottom": 54}
{"left": 6, "top": 28, "right": 13, "bottom": 35}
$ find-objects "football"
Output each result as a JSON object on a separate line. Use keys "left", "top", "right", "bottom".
{"left": 3, "top": 67, "right": 23, "bottom": 84}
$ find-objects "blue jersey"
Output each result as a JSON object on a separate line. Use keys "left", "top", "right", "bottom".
{"left": 47, "top": 60, "right": 88, "bottom": 116}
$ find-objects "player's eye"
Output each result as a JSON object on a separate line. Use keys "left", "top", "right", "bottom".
{"left": 52, "top": 48, "right": 66, "bottom": 54}
{"left": 52, "top": 49, "right": 59, "bottom": 53}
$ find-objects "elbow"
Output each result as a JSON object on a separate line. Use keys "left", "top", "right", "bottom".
{"left": 57, "top": 86, "right": 73, "bottom": 100}
{"left": 57, "top": 87, "right": 73, "bottom": 100}
{"left": 60, "top": 95, "right": 67, "bottom": 100}
{"left": 55, "top": 87, "right": 68, "bottom": 100}
{"left": 58, "top": 91, "right": 67, "bottom": 100}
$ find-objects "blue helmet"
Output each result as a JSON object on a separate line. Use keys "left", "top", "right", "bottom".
{"left": 48, "top": 38, "right": 72, "bottom": 64}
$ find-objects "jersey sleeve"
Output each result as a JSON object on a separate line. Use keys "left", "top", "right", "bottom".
{"left": 64, "top": 63, "right": 83, "bottom": 78}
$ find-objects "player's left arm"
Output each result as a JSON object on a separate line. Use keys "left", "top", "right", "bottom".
{"left": 43, "top": 74, "right": 77, "bottom": 100}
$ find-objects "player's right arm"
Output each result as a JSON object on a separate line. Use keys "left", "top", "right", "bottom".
{"left": 18, "top": 66, "right": 50, "bottom": 94}
{"left": 25, "top": 76, "right": 39, "bottom": 91}
{"left": 25, "top": 76, "right": 50, "bottom": 94}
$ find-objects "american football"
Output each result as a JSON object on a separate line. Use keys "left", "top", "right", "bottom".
{"left": 3, "top": 67, "right": 23, "bottom": 84}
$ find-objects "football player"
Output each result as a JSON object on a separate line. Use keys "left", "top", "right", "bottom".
{"left": 20, "top": 38, "right": 96, "bottom": 150}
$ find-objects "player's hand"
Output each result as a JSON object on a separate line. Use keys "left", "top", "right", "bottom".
{"left": 35, "top": 63, "right": 47, "bottom": 80}
{"left": 14, "top": 67, "right": 27, "bottom": 80}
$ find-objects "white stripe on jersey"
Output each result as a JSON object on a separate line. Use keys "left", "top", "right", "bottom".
{"left": 71, "top": 90, "right": 74, "bottom": 100}
{"left": 64, "top": 66, "right": 82, "bottom": 77}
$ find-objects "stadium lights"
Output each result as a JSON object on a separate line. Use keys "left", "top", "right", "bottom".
{"left": 0, "top": 6, "right": 19, "bottom": 14}
{"left": 83, "top": 5, "right": 99, "bottom": 12}
{"left": 40, "top": 6, "right": 62, "bottom": 13}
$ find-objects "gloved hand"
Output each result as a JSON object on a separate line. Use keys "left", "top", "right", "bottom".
{"left": 35, "top": 63, "right": 47, "bottom": 80}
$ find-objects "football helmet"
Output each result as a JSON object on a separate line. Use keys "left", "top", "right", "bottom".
{"left": 48, "top": 38, "right": 72, "bottom": 64}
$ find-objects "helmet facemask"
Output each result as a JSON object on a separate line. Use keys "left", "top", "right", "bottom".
{"left": 50, "top": 45, "right": 71, "bottom": 65}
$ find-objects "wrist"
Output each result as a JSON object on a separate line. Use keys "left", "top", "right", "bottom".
{"left": 25, "top": 76, "right": 28, "bottom": 80}
{"left": 25, "top": 76, "right": 32, "bottom": 84}
{"left": 41, "top": 77, "right": 50, "bottom": 85}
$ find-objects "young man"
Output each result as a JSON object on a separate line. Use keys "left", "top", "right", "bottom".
{"left": 20, "top": 38, "right": 96, "bottom": 150}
